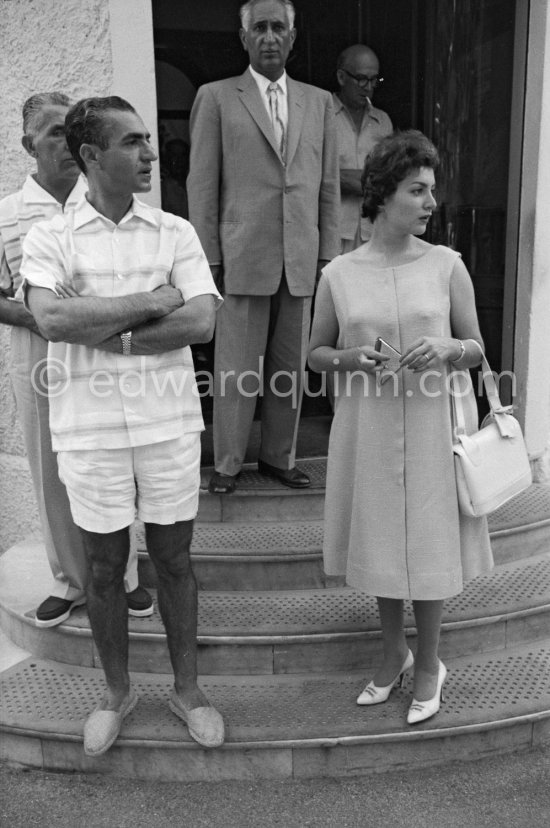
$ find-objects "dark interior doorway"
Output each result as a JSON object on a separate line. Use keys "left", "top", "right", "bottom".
{"left": 153, "top": 0, "right": 517, "bottom": 420}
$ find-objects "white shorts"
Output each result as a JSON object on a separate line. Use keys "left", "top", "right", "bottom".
{"left": 57, "top": 433, "right": 201, "bottom": 533}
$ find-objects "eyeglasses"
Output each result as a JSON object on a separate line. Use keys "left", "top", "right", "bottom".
{"left": 341, "top": 69, "right": 384, "bottom": 88}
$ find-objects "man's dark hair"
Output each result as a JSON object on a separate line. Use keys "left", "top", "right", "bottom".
{"left": 361, "top": 130, "right": 439, "bottom": 222}
{"left": 65, "top": 96, "right": 136, "bottom": 173}
{"left": 22, "top": 92, "right": 71, "bottom": 138}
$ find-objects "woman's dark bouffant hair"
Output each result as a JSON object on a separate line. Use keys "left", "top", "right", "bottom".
{"left": 361, "top": 130, "right": 439, "bottom": 222}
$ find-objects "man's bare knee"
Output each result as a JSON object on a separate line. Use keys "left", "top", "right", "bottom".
{"left": 152, "top": 545, "right": 193, "bottom": 582}
{"left": 145, "top": 520, "right": 194, "bottom": 580}
{"left": 79, "top": 526, "right": 130, "bottom": 588}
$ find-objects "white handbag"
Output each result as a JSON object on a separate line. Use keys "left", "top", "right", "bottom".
{"left": 451, "top": 354, "right": 532, "bottom": 517}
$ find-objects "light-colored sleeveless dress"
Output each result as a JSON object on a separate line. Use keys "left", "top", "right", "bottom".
{"left": 320, "top": 244, "right": 493, "bottom": 600}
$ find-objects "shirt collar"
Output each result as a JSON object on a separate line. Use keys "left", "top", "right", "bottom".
{"left": 249, "top": 65, "right": 288, "bottom": 96}
{"left": 332, "top": 92, "right": 382, "bottom": 123}
{"left": 73, "top": 194, "right": 158, "bottom": 230}
{"left": 131, "top": 197, "right": 158, "bottom": 226}
{"left": 21, "top": 173, "right": 87, "bottom": 205}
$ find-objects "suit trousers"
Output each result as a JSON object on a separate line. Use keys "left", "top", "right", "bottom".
{"left": 9, "top": 327, "right": 139, "bottom": 600}
{"left": 213, "top": 275, "right": 311, "bottom": 475}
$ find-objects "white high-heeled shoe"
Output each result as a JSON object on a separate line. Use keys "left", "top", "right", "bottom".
{"left": 407, "top": 660, "right": 447, "bottom": 725}
{"left": 356, "top": 649, "right": 414, "bottom": 706}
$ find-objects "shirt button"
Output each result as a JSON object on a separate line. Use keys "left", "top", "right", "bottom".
{"left": 117, "top": 274, "right": 123, "bottom": 279}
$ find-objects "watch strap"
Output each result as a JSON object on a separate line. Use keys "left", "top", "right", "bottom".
{"left": 120, "top": 330, "right": 132, "bottom": 355}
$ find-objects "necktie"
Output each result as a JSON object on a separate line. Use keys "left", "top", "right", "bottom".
{"left": 267, "top": 82, "right": 286, "bottom": 159}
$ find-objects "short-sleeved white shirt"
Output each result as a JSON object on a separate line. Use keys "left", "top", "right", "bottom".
{"left": 0, "top": 175, "right": 87, "bottom": 298}
{"left": 21, "top": 195, "right": 221, "bottom": 452}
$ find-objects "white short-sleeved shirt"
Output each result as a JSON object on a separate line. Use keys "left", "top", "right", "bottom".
{"left": 333, "top": 94, "right": 393, "bottom": 241}
{"left": 21, "top": 195, "right": 221, "bottom": 452}
{"left": 0, "top": 175, "right": 87, "bottom": 298}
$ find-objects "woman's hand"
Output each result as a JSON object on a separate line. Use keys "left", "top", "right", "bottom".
{"left": 400, "top": 336, "right": 463, "bottom": 372}
{"left": 340, "top": 346, "right": 389, "bottom": 375}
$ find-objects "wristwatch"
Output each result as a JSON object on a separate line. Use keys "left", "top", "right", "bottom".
{"left": 120, "top": 330, "right": 132, "bottom": 356}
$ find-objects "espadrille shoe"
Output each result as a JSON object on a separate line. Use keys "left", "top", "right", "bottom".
{"left": 83, "top": 689, "right": 138, "bottom": 756}
{"left": 169, "top": 688, "right": 225, "bottom": 748}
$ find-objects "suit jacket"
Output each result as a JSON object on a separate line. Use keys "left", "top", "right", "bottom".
{"left": 187, "top": 68, "right": 340, "bottom": 297}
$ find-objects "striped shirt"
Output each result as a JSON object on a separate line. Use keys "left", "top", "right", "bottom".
{"left": 0, "top": 175, "right": 87, "bottom": 298}
{"left": 21, "top": 195, "right": 221, "bottom": 452}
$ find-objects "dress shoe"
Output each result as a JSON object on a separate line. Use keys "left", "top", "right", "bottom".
{"left": 35, "top": 595, "right": 86, "bottom": 628}
{"left": 83, "top": 689, "right": 138, "bottom": 756}
{"left": 126, "top": 585, "right": 154, "bottom": 617}
{"left": 257, "top": 459, "right": 310, "bottom": 488}
{"left": 208, "top": 471, "right": 240, "bottom": 494}
{"left": 357, "top": 649, "right": 414, "bottom": 705}
{"left": 407, "top": 660, "right": 447, "bottom": 725}
{"left": 168, "top": 688, "right": 225, "bottom": 748}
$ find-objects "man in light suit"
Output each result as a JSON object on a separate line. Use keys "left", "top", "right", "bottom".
{"left": 188, "top": 0, "right": 340, "bottom": 494}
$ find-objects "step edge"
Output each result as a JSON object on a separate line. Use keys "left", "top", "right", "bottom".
{"left": 489, "top": 517, "right": 550, "bottom": 538}
{"left": 188, "top": 552, "right": 322, "bottom": 562}
{"left": 2, "top": 707, "right": 549, "bottom": 751}
{"left": 4, "top": 601, "right": 550, "bottom": 646}
{"left": 139, "top": 518, "right": 549, "bottom": 559}
{"left": 200, "top": 486, "right": 326, "bottom": 498}
{"left": 197, "top": 605, "right": 550, "bottom": 643}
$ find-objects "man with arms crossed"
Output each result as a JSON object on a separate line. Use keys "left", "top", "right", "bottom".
{"left": 188, "top": 0, "right": 340, "bottom": 495}
{"left": 23, "top": 96, "right": 224, "bottom": 755}
{"left": 0, "top": 92, "right": 151, "bottom": 626}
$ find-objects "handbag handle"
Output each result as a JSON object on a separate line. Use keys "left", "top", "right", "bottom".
{"left": 451, "top": 347, "right": 514, "bottom": 440}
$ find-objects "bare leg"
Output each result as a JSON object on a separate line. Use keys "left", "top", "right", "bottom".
{"left": 79, "top": 526, "right": 131, "bottom": 710}
{"left": 372, "top": 597, "right": 410, "bottom": 686}
{"left": 411, "top": 599, "right": 445, "bottom": 701}
{"left": 145, "top": 519, "right": 205, "bottom": 708}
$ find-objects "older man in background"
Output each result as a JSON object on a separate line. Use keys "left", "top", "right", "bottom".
{"left": 0, "top": 92, "right": 151, "bottom": 626}
{"left": 188, "top": 0, "right": 340, "bottom": 495}
{"left": 334, "top": 44, "right": 393, "bottom": 252}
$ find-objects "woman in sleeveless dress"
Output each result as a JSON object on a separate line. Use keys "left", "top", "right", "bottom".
{"left": 308, "top": 131, "right": 493, "bottom": 725}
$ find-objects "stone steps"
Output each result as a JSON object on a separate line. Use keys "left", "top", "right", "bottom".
{"left": 137, "top": 520, "right": 328, "bottom": 590}
{"left": 140, "top": 481, "right": 550, "bottom": 590}
{"left": 1, "top": 640, "right": 549, "bottom": 781}
{"left": 197, "top": 460, "right": 327, "bottom": 523}
{"left": 2, "top": 541, "right": 550, "bottom": 674}
{"left": 1, "top": 471, "right": 550, "bottom": 780}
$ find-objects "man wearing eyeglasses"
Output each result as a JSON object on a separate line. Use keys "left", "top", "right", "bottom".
{"left": 334, "top": 44, "right": 393, "bottom": 252}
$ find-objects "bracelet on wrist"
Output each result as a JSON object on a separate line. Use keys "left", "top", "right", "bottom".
{"left": 450, "top": 339, "right": 466, "bottom": 363}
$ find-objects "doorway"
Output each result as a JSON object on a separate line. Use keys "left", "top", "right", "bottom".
{"left": 152, "top": 0, "right": 520, "bottom": 416}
